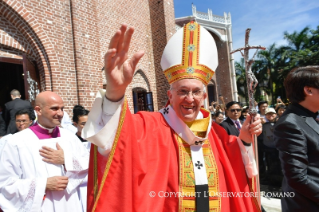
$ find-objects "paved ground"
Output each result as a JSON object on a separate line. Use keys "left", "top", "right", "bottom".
{"left": 260, "top": 184, "right": 282, "bottom": 212}
{"left": 261, "top": 196, "right": 281, "bottom": 212}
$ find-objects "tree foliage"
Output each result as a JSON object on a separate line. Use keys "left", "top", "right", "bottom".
{"left": 235, "top": 25, "right": 319, "bottom": 105}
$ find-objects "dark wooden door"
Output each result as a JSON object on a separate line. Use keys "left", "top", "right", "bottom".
{"left": 22, "top": 54, "right": 40, "bottom": 106}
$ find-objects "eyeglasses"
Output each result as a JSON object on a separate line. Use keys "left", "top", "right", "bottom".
{"left": 230, "top": 109, "right": 242, "bottom": 113}
{"left": 174, "top": 89, "right": 203, "bottom": 99}
{"left": 15, "top": 120, "right": 29, "bottom": 123}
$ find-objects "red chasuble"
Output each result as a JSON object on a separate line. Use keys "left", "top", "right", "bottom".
{"left": 87, "top": 102, "right": 260, "bottom": 212}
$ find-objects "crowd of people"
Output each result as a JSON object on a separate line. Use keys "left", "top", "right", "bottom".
{"left": 209, "top": 97, "right": 288, "bottom": 192}
{"left": 0, "top": 90, "right": 90, "bottom": 144}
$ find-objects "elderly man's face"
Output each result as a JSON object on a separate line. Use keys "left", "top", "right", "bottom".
{"left": 167, "top": 79, "right": 207, "bottom": 122}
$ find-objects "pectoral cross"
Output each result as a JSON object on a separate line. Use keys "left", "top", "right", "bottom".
{"left": 163, "top": 107, "right": 169, "bottom": 114}
{"left": 195, "top": 161, "right": 203, "bottom": 169}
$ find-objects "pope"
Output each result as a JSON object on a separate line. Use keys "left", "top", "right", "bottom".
{"left": 83, "top": 21, "right": 262, "bottom": 212}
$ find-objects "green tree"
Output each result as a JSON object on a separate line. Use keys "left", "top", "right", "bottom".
{"left": 235, "top": 58, "right": 248, "bottom": 104}
{"left": 235, "top": 25, "right": 319, "bottom": 105}
{"left": 255, "top": 44, "right": 277, "bottom": 105}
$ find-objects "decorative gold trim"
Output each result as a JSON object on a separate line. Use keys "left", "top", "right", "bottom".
{"left": 247, "top": 175, "right": 262, "bottom": 212}
{"left": 163, "top": 21, "right": 215, "bottom": 85}
{"left": 177, "top": 128, "right": 221, "bottom": 211}
{"left": 92, "top": 98, "right": 128, "bottom": 211}
{"left": 93, "top": 145, "right": 98, "bottom": 201}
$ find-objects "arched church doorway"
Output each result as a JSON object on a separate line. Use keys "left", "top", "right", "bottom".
{"left": 0, "top": 54, "right": 40, "bottom": 108}
{"left": 0, "top": 59, "right": 25, "bottom": 108}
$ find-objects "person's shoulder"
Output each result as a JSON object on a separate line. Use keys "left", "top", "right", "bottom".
{"left": 59, "top": 127, "right": 85, "bottom": 143}
{"left": 6, "top": 129, "right": 32, "bottom": 146}
{"left": 136, "top": 111, "right": 161, "bottom": 117}
{"left": 0, "top": 134, "right": 12, "bottom": 142}
{"left": 59, "top": 127, "right": 77, "bottom": 137}
{"left": 22, "top": 99, "right": 32, "bottom": 106}
{"left": 263, "top": 121, "right": 273, "bottom": 126}
{"left": 4, "top": 100, "right": 13, "bottom": 108}
{"left": 135, "top": 111, "right": 169, "bottom": 126}
{"left": 220, "top": 118, "right": 231, "bottom": 126}
{"left": 276, "top": 112, "right": 303, "bottom": 124}
{"left": 274, "top": 113, "right": 303, "bottom": 132}
{"left": 136, "top": 111, "right": 168, "bottom": 119}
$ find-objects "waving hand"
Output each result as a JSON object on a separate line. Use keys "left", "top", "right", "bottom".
{"left": 104, "top": 24, "right": 144, "bottom": 101}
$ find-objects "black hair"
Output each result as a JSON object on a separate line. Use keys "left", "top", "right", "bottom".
{"left": 225, "top": 101, "right": 241, "bottom": 110}
{"left": 276, "top": 104, "right": 286, "bottom": 113}
{"left": 284, "top": 66, "right": 319, "bottom": 103}
{"left": 15, "top": 109, "right": 35, "bottom": 120}
{"left": 242, "top": 107, "right": 249, "bottom": 113}
{"left": 215, "top": 111, "right": 224, "bottom": 118}
{"left": 72, "top": 105, "right": 89, "bottom": 123}
{"left": 73, "top": 105, "right": 84, "bottom": 112}
{"left": 258, "top": 101, "right": 268, "bottom": 108}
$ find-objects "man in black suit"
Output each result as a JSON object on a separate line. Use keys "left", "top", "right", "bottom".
{"left": 3, "top": 89, "right": 33, "bottom": 134}
{"left": 274, "top": 66, "right": 319, "bottom": 211}
{"left": 220, "top": 101, "right": 242, "bottom": 136}
{"left": 0, "top": 115, "right": 6, "bottom": 138}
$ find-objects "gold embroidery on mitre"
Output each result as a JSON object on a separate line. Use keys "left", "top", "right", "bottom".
{"left": 164, "top": 21, "right": 215, "bottom": 85}
{"left": 178, "top": 116, "right": 221, "bottom": 212}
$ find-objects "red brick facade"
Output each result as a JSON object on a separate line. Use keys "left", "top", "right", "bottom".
{"left": 0, "top": 0, "right": 176, "bottom": 113}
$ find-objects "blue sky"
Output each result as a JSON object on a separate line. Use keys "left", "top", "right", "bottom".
{"left": 174, "top": 0, "right": 319, "bottom": 62}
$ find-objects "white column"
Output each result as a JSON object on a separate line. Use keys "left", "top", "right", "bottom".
{"left": 226, "top": 16, "right": 238, "bottom": 101}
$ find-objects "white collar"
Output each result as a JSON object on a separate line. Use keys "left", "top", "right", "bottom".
{"left": 37, "top": 122, "right": 55, "bottom": 133}
{"left": 159, "top": 105, "right": 212, "bottom": 146}
{"left": 230, "top": 118, "right": 242, "bottom": 127}
{"left": 230, "top": 118, "right": 239, "bottom": 123}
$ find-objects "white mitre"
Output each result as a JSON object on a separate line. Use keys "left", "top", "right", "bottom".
{"left": 160, "top": 21, "right": 218, "bottom": 85}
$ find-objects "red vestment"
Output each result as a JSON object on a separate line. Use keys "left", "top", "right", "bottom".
{"left": 87, "top": 103, "right": 260, "bottom": 212}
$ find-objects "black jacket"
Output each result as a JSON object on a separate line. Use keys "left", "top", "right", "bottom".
{"left": 219, "top": 117, "right": 240, "bottom": 136}
{"left": 4, "top": 98, "right": 33, "bottom": 134}
{"left": 0, "top": 114, "right": 6, "bottom": 136}
{"left": 274, "top": 104, "right": 319, "bottom": 211}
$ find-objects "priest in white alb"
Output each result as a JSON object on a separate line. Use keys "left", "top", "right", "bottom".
{"left": 0, "top": 91, "right": 89, "bottom": 212}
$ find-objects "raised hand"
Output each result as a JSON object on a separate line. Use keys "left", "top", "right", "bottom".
{"left": 104, "top": 24, "right": 145, "bottom": 101}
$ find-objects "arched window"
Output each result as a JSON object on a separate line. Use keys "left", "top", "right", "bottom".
{"left": 207, "top": 82, "right": 216, "bottom": 105}
{"left": 132, "top": 87, "right": 154, "bottom": 113}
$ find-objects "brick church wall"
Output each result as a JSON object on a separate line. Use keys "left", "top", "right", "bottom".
{"left": 0, "top": 0, "right": 176, "bottom": 114}
{"left": 211, "top": 32, "right": 234, "bottom": 104}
